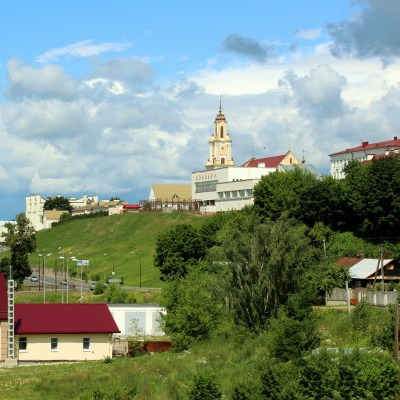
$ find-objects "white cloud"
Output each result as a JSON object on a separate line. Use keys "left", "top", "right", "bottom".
{"left": 295, "top": 28, "right": 321, "bottom": 40}
{"left": 36, "top": 40, "right": 131, "bottom": 63}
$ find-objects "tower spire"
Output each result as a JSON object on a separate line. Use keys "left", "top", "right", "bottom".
{"left": 206, "top": 100, "right": 235, "bottom": 170}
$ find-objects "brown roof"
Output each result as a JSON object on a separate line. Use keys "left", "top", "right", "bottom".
{"left": 335, "top": 257, "right": 363, "bottom": 268}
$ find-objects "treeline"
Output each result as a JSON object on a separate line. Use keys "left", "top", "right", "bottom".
{"left": 153, "top": 154, "right": 400, "bottom": 398}
{"left": 254, "top": 154, "right": 400, "bottom": 240}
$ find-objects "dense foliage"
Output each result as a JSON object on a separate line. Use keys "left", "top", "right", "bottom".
{"left": 43, "top": 195, "right": 73, "bottom": 212}
{"left": 154, "top": 224, "right": 206, "bottom": 281}
{"left": 1, "top": 213, "right": 36, "bottom": 284}
{"left": 253, "top": 154, "right": 400, "bottom": 241}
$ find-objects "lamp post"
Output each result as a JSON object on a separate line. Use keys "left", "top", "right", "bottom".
{"left": 131, "top": 251, "right": 142, "bottom": 289}
{"left": 66, "top": 256, "right": 76, "bottom": 303}
{"left": 59, "top": 255, "right": 66, "bottom": 303}
{"left": 39, "top": 253, "right": 52, "bottom": 303}
{"left": 103, "top": 253, "right": 115, "bottom": 275}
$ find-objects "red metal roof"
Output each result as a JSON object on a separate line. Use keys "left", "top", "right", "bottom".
{"left": 15, "top": 303, "right": 120, "bottom": 334}
{"left": 242, "top": 154, "right": 286, "bottom": 168}
{"left": 0, "top": 273, "right": 7, "bottom": 320}
{"left": 123, "top": 204, "right": 141, "bottom": 209}
{"left": 329, "top": 136, "right": 400, "bottom": 156}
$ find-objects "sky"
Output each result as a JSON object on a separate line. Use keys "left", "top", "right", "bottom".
{"left": 1, "top": 0, "right": 400, "bottom": 220}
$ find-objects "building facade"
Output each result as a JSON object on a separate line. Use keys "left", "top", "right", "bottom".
{"left": 192, "top": 105, "right": 303, "bottom": 214}
{"left": 329, "top": 136, "right": 400, "bottom": 179}
{"left": 26, "top": 194, "right": 99, "bottom": 231}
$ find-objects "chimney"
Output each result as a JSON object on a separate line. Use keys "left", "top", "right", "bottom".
{"left": 362, "top": 141, "right": 368, "bottom": 147}
{"left": 394, "top": 136, "right": 398, "bottom": 140}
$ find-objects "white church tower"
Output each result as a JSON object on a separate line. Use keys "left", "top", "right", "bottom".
{"left": 206, "top": 100, "right": 235, "bottom": 170}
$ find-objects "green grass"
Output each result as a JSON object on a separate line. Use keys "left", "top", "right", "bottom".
{"left": 22, "top": 212, "right": 206, "bottom": 288}
{"left": 0, "top": 330, "right": 264, "bottom": 400}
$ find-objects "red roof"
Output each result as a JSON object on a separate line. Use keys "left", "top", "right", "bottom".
{"left": 0, "top": 273, "right": 7, "bottom": 320}
{"left": 242, "top": 154, "right": 286, "bottom": 168}
{"left": 329, "top": 136, "right": 400, "bottom": 156}
{"left": 123, "top": 204, "right": 141, "bottom": 209}
{"left": 15, "top": 303, "right": 120, "bottom": 334}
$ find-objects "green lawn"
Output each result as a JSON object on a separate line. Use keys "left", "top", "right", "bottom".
{"left": 20, "top": 211, "right": 206, "bottom": 288}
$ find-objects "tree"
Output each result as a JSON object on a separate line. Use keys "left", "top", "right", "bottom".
{"left": 154, "top": 224, "right": 206, "bottom": 281}
{"left": 343, "top": 155, "right": 400, "bottom": 238}
{"left": 2, "top": 213, "right": 36, "bottom": 284}
{"left": 253, "top": 167, "right": 318, "bottom": 221}
{"left": 223, "top": 212, "right": 312, "bottom": 331}
{"left": 160, "top": 268, "right": 223, "bottom": 349}
{"left": 43, "top": 196, "right": 73, "bottom": 212}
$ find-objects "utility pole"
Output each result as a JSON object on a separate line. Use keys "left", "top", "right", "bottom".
{"left": 394, "top": 298, "right": 399, "bottom": 361}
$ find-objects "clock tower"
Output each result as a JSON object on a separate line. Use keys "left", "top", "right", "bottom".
{"left": 206, "top": 100, "right": 235, "bottom": 170}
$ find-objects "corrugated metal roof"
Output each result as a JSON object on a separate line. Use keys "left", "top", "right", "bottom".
{"left": 15, "top": 303, "right": 120, "bottom": 334}
{"left": 349, "top": 258, "right": 393, "bottom": 279}
{"left": 336, "top": 257, "right": 362, "bottom": 268}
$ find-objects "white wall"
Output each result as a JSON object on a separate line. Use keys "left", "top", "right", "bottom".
{"left": 108, "top": 304, "right": 165, "bottom": 337}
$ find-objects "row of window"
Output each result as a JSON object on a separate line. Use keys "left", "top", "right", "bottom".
{"left": 19, "top": 337, "right": 91, "bottom": 352}
{"left": 218, "top": 189, "right": 253, "bottom": 199}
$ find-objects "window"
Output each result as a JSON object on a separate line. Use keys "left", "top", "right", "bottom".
{"left": 19, "top": 337, "right": 27, "bottom": 351}
{"left": 83, "top": 338, "right": 90, "bottom": 351}
{"left": 51, "top": 338, "right": 58, "bottom": 351}
{"left": 220, "top": 126, "right": 224, "bottom": 138}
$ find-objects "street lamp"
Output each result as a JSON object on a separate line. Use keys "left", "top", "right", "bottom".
{"left": 131, "top": 251, "right": 142, "bottom": 289}
{"left": 38, "top": 253, "right": 52, "bottom": 303}
{"left": 104, "top": 253, "right": 115, "bottom": 277}
{"left": 67, "top": 256, "right": 76, "bottom": 303}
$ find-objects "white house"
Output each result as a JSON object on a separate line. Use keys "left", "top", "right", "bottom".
{"left": 329, "top": 136, "right": 400, "bottom": 179}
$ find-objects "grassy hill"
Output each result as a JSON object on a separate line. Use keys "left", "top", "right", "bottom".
{"left": 27, "top": 211, "right": 206, "bottom": 288}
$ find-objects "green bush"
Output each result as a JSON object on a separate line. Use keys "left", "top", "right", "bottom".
{"left": 267, "top": 311, "right": 320, "bottom": 362}
{"left": 188, "top": 371, "right": 222, "bottom": 400}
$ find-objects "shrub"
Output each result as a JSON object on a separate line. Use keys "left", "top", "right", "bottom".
{"left": 188, "top": 371, "right": 222, "bottom": 400}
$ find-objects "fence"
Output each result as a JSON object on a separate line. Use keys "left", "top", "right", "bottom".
{"left": 326, "top": 287, "right": 399, "bottom": 307}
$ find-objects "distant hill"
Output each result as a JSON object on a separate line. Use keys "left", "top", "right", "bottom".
{"left": 28, "top": 212, "right": 206, "bottom": 288}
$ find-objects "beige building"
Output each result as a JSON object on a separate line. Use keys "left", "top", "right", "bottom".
{"left": 26, "top": 194, "right": 99, "bottom": 231}
{"left": 206, "top": 100, "right": 235, "bottom": 170}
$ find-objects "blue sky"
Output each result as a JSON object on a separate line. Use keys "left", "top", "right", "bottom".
{"left": 0, "top": 0, "right": 399, "bottom": 220}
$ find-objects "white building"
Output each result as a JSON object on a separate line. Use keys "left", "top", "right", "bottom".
{"left": 329, "top": 136, "right": 400, "bottom": 179}
{"left": 25, "top": 194, "right": 99, "bottom": 231}
{"left": 107, "top": 304, "right": 165, "bottom": 337}
{"left": 192, "top": 104, "right": 304, "bottom": 214}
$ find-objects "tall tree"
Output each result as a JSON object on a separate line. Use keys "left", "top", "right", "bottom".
{"left": 2, "top": 213, "right": 36, "bottom": 284}
{"left": 223, "top": 212, "right": 312, "bottom": 331}
{"left": 253, "top": 167, "right": 318, "bottom": 221}
{"left": 154, "top": 224, "right": 206, "bottom": 281}
{"left": 43, "top": 196, "right": 73, "bottom": 212}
